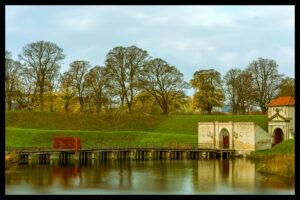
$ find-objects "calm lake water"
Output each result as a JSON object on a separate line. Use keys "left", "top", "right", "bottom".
{"left": 5, "top": 158, "right": 294, "bottom": 195}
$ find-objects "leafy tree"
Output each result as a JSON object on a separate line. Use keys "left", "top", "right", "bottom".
{"left": 139, "top": 58, "right": 189, "bottom": 115}
{"left": 132, "top": 92, "right": 162, "bottom": 115}
{"left": 19, "top": 41, "right": 65, "bottom": 111}
{"left": 105, "top": 46, "right": 149, "bottom": 114}
{"left": 190, "top": 69, "right": 225, "bottom": 115}
{"left": 65, "top": 60, "right": 91, "bottom": 112}
{"left": 177, "top": 96, "right": 194, "bottom": 114}
{"left": 246, "top": 58, "right": 283, "bottom": 114}
{"left": 275, "top": 77, "right": 295, "bottom": 99}
{"left": 58, "top": 72, "right": 76, "bottom": 112}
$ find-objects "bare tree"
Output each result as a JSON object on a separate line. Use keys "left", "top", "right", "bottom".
{"left": 139, "top": 58, "right": 189, "bottom": 115}
{"left": 224, "top": 69, "right": 242, "bottom": 115}
{"left": 85, "top": 66, "right": 109, "bottom": 113}
{"left": 224, "top": 69, "right": 256, "bottom": 114}
{"left": 5, "top": 51, "right": 22, "bottom": 110}
{"left": 246, "top": 58, "right": 283, "bottom": 114}
{"left": 15, "top": 68, "right": 39, "bottom": 111}
{"left": 105, "top": 46, "right": 149, "bottom": 114}
{"left": 275, "top": 77, "right": 295, "bottom": 99}
{"left": 66, "top": 60, "right": 91, "bottom": 112}
{"left": 19, "top": 41, "right": 65, "bottom": 111}
{"left": 235, "top": 70, "right": 256, "bottom": 114}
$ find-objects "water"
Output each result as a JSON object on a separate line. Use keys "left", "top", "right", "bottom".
{"left": 5, "top": 158, "right": 294, "bottom": 195}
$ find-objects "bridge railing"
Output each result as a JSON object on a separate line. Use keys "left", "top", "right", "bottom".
{"left": 6, "top": 143, "right": 223, "bottom": 152}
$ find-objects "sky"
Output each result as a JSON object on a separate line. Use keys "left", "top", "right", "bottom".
{"left": 5, "top": 5, "right": 295, "bottom": 97}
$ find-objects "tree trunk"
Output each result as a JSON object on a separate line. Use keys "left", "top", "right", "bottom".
{"left": 40, "top": 92, "right": 44, "bottom": 112}
{"left": 261, "top": 106, "right": 267, "bottom": 115}
{"left": 7, "top": 97, "right": 12, "bottom": 111}
{"left": 96, "top": 101, "right": 99, "bottom": 113}
{"left": 128, "top": 103, "right": 132, "bottom": 114}
{"left": 79, "top": 97, "right": 84, "bottom": 112}
{"left": 65, "top": 102, "right": 69, "bottom": 112}
{"left": 99, "top": 102, "right": 102, "bottom": 114}
{"left": 120, "top": 96, "right": 124, "bottom": 115}
{"left": 162, "top": 103, "right": 168, "bottom": 115}
{"left": 50, "top": 104, "right": 53, "bottom": 112}
{"left": 207, "top": 107, "right": 212, "bottom": 115}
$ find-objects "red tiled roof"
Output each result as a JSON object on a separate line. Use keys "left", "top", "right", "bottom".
{"left": 266, "top": 97, "right": 295, "bottom": 107}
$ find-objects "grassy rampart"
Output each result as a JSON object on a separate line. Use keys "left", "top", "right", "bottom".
{"left": 5, "top": 111, "right": 268, "bottom": 133}
{"left": 5, "top": 111, "right": 268, "bottom": 149}
{"left": 248, "top": 139, "right": 295, "bottom": 178}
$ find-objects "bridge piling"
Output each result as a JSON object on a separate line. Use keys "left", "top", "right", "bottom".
{"left": 9, "top": 147, "right": 235, "bottom": 163}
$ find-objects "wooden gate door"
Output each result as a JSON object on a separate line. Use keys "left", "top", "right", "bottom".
{"left": 223, "top": 135, "right": 229, "bottom": 149}
{"left": 274, "top": 129, "right": 283, "bottom": 145}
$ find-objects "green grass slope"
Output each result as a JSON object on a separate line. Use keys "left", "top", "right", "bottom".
{"left": 5, "top": 111, "right": 268, "bottom": 134}
{"left": 5, "top": 127, "right": 197, "bottom": 149}
{"left": 5, "top": 111, "right": 268, "bottom": 149}
{"left": 248, "top": 139, "right": 295, "bottom": 159}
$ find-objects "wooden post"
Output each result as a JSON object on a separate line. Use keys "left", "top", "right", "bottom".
{"left": 74, "top": 137, "right": 78, "bottom": 153}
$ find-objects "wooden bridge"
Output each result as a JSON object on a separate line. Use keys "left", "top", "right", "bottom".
{"left": 6, "top": 143, "right": 235, "bottom": 164}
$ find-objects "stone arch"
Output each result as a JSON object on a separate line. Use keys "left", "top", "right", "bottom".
{"left": 272, "top": 128, "right": 284, "bottom": 147}
{"left": 219, "top": 128, "right": 230, "bottom": 149}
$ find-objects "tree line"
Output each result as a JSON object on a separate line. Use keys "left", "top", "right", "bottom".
{"left": 5, "top": 40, "right": 294, "bottom": 115}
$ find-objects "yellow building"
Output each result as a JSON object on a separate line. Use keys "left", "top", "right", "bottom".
{"left": 266, "top": 96, "right": 295, "bottom": 146}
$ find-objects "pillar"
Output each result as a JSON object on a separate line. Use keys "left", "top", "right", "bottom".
{"left": 72, "top": 152, "right": 80, "bottom": 160}
{"left": 147, "top": 151, "right": 152, "bottom": 160}
{"left": 30, "top": 153, "right": 39, "bottom": 163}
{"left": 166, "top": 151, "right": 170, "bottom": 159}
{"left": 109, "top": 151, "right": 118, "bottom": 160}
{"left": 229, "top": 121, "right": 233, "bottom": 149}
{"left": 50, "top": 152, "right": 60, "bottom": 160}
{"left": 215, "top": 121, "right": 219, "bottom": 148}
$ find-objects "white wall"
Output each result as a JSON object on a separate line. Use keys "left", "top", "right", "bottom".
{"left": 198, "top": 122, "right": 215, "bottom": 146}
{"left": 232, "top": 122, "right": 255, "bottom": 153}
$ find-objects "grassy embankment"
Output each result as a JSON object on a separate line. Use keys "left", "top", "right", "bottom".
{"left": 248, "top": 139, "right": 295, "bottom": 178}
{"left": 5, "top": 111, "right": 268, "bottom": 149}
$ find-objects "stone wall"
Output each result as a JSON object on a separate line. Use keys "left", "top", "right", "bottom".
{"left": 255, "top": 124, "right": 272, "bottom": 151}
{"left": 232, "top": 122, "right": 255, "bottom": 155}
{"left": 198, "top": 122, "right": 215, "bottom": 146}
{"left": 198, "top": 121, "right": 271, "bottom": 155}
{"left": 288, "top": 107, "right": 295, "bottom": 138}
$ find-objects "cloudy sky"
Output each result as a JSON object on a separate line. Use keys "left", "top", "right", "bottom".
{"left": 5, "top": 5, "right": 295, "bottom": 96}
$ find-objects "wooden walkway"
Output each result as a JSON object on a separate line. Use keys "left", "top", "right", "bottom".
{"left": 6, "top": 147, "right": 235, "bottom": 154}
{"left": 6, "top": 146, "right": 235, "bottom": 164}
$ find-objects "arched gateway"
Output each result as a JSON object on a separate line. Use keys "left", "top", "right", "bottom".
{"left": 273, "top": 128, "right": 283, "bottom": 147}
{"left": 219, "top": 128, "right": 229, "bottom": 149}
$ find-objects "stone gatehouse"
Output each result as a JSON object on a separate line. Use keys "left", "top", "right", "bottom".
{"left": 266, "top": 96, "right": 295, "bottom": 146}
{"left": 198, "top": 121, "right": 272, "bottom": 155}
{"left": 198, "top": 96, "right": 295, "bottom": 155}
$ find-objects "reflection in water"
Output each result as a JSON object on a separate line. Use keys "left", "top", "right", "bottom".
{"left": 5, "top": 159, "right": 294, "bottom": 194}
